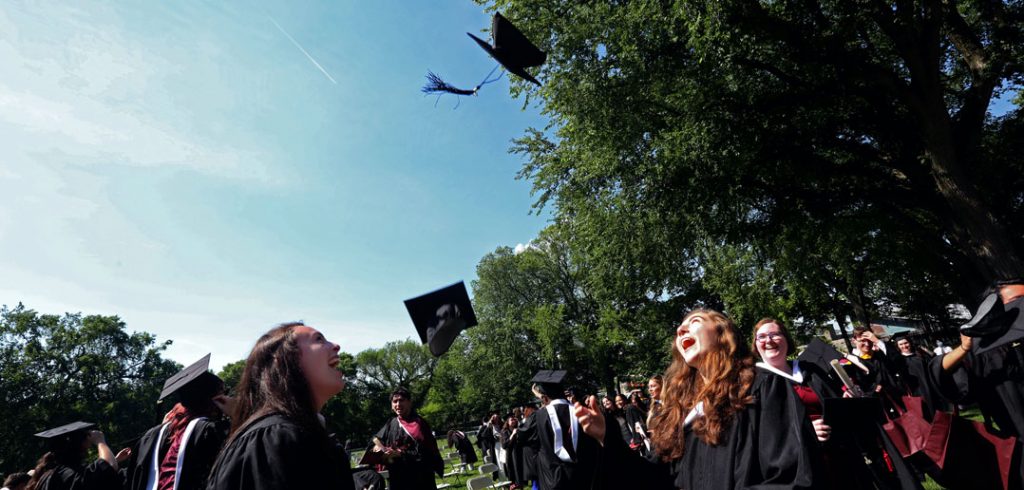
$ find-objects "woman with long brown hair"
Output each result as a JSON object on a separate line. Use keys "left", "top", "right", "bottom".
{"left": 205, "top": 322, "right": 353, "bottom": 490}
{"left": 648, "top": 309, "right": 819, "bottom": 489}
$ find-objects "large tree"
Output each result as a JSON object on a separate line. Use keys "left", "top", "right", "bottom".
{"left": 0, "top": 304, "right": 179, "bottom": 475}
{"left": 484, "top": 0, "right": 1023, "bottom": 312}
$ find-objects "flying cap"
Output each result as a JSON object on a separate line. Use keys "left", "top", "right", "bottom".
{"left": 159, "top": 354, "right": 222, "bottom": 403}
{"left": 467, "top": 13, "right": 546, "bottom": 86}
{"left": 404, "top": 281, "right": 478, "bottom": 357}
{"left": 531, "top": 370, "right": 567, "bottom": 398}
{"left": 34, "top": 421, "right": 96, "bottom": 440}
{"left": 422, "top": 12, "right": 547, "bottom": 99}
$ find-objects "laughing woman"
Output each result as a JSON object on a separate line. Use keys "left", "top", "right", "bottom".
{"left": 649, "top": 309, "right": 820, "bottom": 489}
{"left": 751, "top": 319, "right": 920, "bottom": 490}
{"left": 206, "top": 323, "right": 354, "bottom": 490}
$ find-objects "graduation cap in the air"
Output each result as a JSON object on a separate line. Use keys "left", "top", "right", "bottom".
{"left": 159, "top": 354, "right": 223, "bottom": 405}
{"left": 970, "top": 296, "right": 1024, "bottom": 356}
{"left": 404, "top": 281, "right": 478, "bottom": 357}
{"left": 422, "top": 12, "right": 547, "bottom": 100}
{"left": 531, "top": 370, "right": 567, "bottom": 398}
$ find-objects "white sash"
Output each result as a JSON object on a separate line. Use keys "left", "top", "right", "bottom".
{"left": 545, "top": 399, "right": 580, "bottom": 463}
{"left": 173, "top": 418, "right": 204, "bottom": 490}
{"left": 145, "top": 424, "right": 169, "bottom": 490}
{"left": 683, "top": 401, "right": 704, "bottom": 428}
{"left": 144, "top": 418, "right": 205, "bottom": 490}
{"left": 755, "top": 360, "right": 803, "bottom": 384}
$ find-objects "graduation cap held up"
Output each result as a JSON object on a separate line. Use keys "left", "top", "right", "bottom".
{"left": 969, "top": 295, "right": 1024, "bottom": 356}
{"left": 422, "top": 12, "right": 547, "bottom": 101}
{"left": 35, "top": 421, "right": 96, "bottom": 440}
{"left": 797, "top": 338, "right": 844, "bottom": 374}
{"left": 404, "top": 281, "right": 478, "bottom": 357}
{"left": 160, "top": 354, "right": 223, "bottom": 405}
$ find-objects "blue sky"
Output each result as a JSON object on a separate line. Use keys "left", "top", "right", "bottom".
{"left": 0, "top": 1, "right": 550, "bottom": 370}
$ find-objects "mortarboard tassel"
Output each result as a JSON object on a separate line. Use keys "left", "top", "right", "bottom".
{"left": 422, "top": 71, "right": 478, "bottom": 96}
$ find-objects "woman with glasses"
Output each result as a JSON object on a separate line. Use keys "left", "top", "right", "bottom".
{"left": 751, "top": 318, "right": 919, "bottom": 490}
{"left": 647, "top": 309, "right": 820, "bottom": 489}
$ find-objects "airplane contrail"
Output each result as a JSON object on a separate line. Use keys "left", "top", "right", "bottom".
{"left": 267, "top": 15, "right": 337, "bottom": 85}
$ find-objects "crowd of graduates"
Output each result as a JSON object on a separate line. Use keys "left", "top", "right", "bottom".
{"left": 4, "top": 283, "right": 1024, "bottom": 490}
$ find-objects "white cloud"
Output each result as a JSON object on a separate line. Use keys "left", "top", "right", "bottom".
{"left": 0, "top": 5, "right": 282, "bottom": 185}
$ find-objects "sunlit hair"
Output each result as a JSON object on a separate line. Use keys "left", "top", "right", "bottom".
{"left": 649, "top": 308, "right": 754, "bottom": 461}
{"left": 220, "top": 322, "right": 323, "bottom": 449}
{"left": 750, "top": 317, "right": 797, "bottom": 360}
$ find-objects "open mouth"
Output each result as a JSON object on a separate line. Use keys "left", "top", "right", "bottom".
{"left": 681, "top": 337, "right": 696, "bottom": 351}
{"left": 328, "top": 357, "right": 340, "bottom": 368}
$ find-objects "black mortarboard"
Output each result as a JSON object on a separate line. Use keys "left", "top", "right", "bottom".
{"left": 404, "top": 281, "right": 478, "bottom": 357}
{"left": 159, "top": 354, "right": 222, "bottom": 404}
{"left": 961, "top": 292, "right": 1007, "bottom": 337}
{"left": 422, "top": 12, "right": 547, "bottom": 101}
{"left": 797, "top": 338, "right": 844, "bottom": 374}
{"left": 34, "top": 421, "right": 95, "bottom": 440}
{"left": 467, "top": 13, "right": 546, "bottom": 87}
{"left": 970, "top": 296, "right": 1024, "bottom": 355}
{"left": 531, "top": 370, "right": 567, "bottom": 398}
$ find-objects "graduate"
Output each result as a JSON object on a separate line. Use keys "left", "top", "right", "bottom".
{"left": 122, "top": 354, "right": 230, "bottom": 490}
{"left": 446, "top": 429, "right": 478, "bottom": 470}
{"left": 648, "top": 309, "right": 819, "bottom": 489}
{"left": 27, "top": 421, "right": 125, "bottom": 490}
{"left": 205, "top": 323, "right": 353, "bottom": 490}
{"left": 516, "top": 370, "right": 602, "bottom": 490}
{"left": 930, "top": 283, "right": 1024, "bottom": 489}
{"left": 371, "top": 387, "right": 444, "bottom": 490}
{"left": 752, "top": 319, "right": 921, "bottom": 489}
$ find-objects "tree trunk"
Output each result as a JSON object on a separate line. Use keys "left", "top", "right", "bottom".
{"left": 833, "top": 311, "right": 854, "bottom": 353}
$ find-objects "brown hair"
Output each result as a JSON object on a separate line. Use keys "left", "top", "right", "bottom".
{"left": 649, "top": 309, "right": 754, "bottom": 461}
{"left": 852, "top": 326, "right": 872, "bottom": 338}
{"left": 222, "top": 323, "right": 323, "bottom": 448}
{"left": 749, "top": 318, "right": 796, "bottom": 359}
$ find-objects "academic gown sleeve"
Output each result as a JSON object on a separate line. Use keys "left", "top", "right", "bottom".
{"left": 122, "top": 424, "right": 165, "bottom": 490}
{"left": 205, "top": 415, "right": 353, "bottom": 490}
{"left": 40, "top": 460, "right": 119, "bottom": 490}
{"left": 739, "top": 371, "right": 820, "bottom": 489}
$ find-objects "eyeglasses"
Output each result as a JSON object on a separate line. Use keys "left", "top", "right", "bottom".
{"left": 755, "top": 333, "right": 784, "bottom": 343}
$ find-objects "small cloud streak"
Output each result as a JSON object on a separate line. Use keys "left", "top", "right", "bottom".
{"left": 267, "top": 15, "right": 337, "bottom": 85}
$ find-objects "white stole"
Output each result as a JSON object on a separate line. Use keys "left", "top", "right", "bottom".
{"left": 755, "top": 360, "right": 803, "bottom": 384}
{"left": 683, "top": 401, "right": 704, "bottom": 427}
{"left": 545, "top": 399, "right": 580, "bottom": 463}
{"left": 145, "top": 418, "right": 205, "bottom": 490}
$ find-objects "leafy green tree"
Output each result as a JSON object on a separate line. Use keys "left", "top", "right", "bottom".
{"left": 217, "top": 359, "right": 245, "bottom": 394}
{"left": 482, "top": 0, "right": 1023, "bottom": 316}
{"left": 0, "top": 304, "right": 179, "bottom": 475}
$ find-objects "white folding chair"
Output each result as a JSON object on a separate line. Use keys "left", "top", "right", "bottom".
{"left": 466, "top": 475, "right": 494, "bottom": 490}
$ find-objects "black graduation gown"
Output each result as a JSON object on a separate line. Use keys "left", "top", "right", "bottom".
{"left": 447, "top": 432, "right": 478, "bottom": 465}
{"left": 373, "top": 416, "right": 444, "bottom": 490}
{"left": 36, "top": 460, "right": 120, "bottom": 490}
{"left": 508, "top": 420, "right": 529, "bottom": 484}
{"left": 672, "top": 371, "right": 819, "bottom": 490}
{"left": 523, "top": 401, "right": 601, "bottom": 490}
{"left": 123, "top": 418, "right": 227, "bottom": 490}
{"left": 929, "top": 344, "right": 1024, "bottom": 488}
{"left": 771, "top": 362, "right": 921, "bottom": 490}
{"left": 518, "top": 411, "right": 540, "bottom": 482}
{"left": 205, "top": 414, "right": 353, "bottom": 490}
{"left": 499, "top": 427, "right": 519, "bottom": 482}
